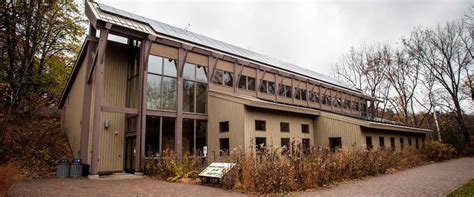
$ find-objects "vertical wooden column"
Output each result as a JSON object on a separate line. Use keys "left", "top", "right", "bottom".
{"left": 136, "top": 36, "right": 153, "bottom": 171}
{"left": 175, "top": 47, "right": 189, "bottom": 158}
{"left": 80, "top": 24, "right": 97, "bottom": 164}
{"left": 90, "top": 25, "right": 110, "bottom": 175}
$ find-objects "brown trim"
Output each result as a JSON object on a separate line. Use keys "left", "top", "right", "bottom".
{"left": 79, "top": 40, "right": 97, "bottom": 164}
{"left": 146, "top": 109, "right": 177, "bottom": 117}
{"left": 101, "top": 106, "right": 139, "bottom": 114}
{"left": 90, "top": 26, "right": 110, "bottom": 174}
{"left": 182, "top": 113, "right": 208, "bottom": 120}
{"left": 175, "top": 47, "right": 189, "bottom": 158}
{"left": 136, "top": 37, "right": 153, "bottom": 171}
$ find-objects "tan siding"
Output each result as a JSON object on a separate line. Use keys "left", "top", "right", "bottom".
{"left": 150, "top": 43, "right": 178, "bottom": 59}
{"left": 62, "top": 60, "right": 86, "bottom": 158}
{"left": 207, "top": 95, "right": 245, "bottom": 160}
{"left": 186, "top": 52, "right": 208, "bottom": 66}
{"left": 216, "top": 60, "right": 234, "bottom": 72}
{"left": 362, "top": 128, "right": 426, "bottom": 151}
{"left": 98, "top": 42, "right": 128, "bottom": 172}
{"left": 313, "top": 114, "right": 363, "bottom": 148}
{"left": 244, "top": 107, "right": 315, "bottom": 153}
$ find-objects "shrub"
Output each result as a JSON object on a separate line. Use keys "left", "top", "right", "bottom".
{"left": 420, "top": 141, "right": 457, "bottom": 162}
{"left": 0, "top": 161, "right": 20, "bottom": 196}
{"left": 144, "top": 150, "right": 205, "bottom": 182}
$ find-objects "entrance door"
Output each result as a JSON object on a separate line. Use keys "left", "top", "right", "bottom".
{"left": 124, "top": 136, "right": 136, "bottom": 173}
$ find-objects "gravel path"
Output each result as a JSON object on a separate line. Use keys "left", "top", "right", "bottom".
{"left": 293, "top": 157, "right": 474, "bottom": 197}
{"left": 11, "top": 157, "right": 474, "bottom": 196}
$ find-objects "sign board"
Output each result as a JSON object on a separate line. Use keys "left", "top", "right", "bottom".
{"left": 198, "top": 162, "right": 235, "bottom": 179}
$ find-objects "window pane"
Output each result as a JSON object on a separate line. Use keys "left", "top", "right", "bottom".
{"left": 162, "top": 77, "right": 177, "bottom": 110}
{"left": 238, "top": 75, "right": 247, "bottom": 89}
{"left": 255, "top": 120, "right": 266, "bottom": 131}
{"left": 148, "top": 55, "right": 163, "bottom": 74}
{"left": 280, "top": 122, "right": 289, "bottom": 132}
{"left": 213, "top": 70, "right": 223, "bottom": 84}
{"left": 196, "top": 120, "right": 207, "bottom": 154}
{"left": 183, "top": 118, "right": 194, "bottom": 154}
{"left": 196, "top": 82, "right": 208, "bottom": 114}
{"left": 163, "top": 58, "right": 177, "bottom": 77}
{"left": 301, "top": 89, "right": 307, "bottom": 100}
{"left": 248, "top": 77, "right": 256, "bottom": 91}
{"left": 220, "top": 138, "right": 229, "bottom": 152}
{"left": 223, "top": 71, "right": 234, "bottom": 87}
{"left": 219, "top": 121, "right": 229, "bottom": 132}
{"left": 295, "top": 88, "right": 301, "bottom": 99}
{"left": 196, "top": 65, "right": 208, "bottom": 83}
{"left": 183, "top": 63, "right": 195, "bottom": 80}
{"left": 147, "top": 74, "right": 161, "bottom": 109}
{"left": 256, "top": 137, "right": 266, "bottom": 151}
{"left": 183, "top": 80, "right": 195, "bottom": 112}
{"left": 162, "top": 117, "right": 175, "bottom": 151}
{"left": 278, "top": 84, "right": 286, "bottom": 96}
{"left": 281, "top": 138, "right": 290, "bottom": 148}
{"left": 302, "top": 124, "right": 309, "bottom": 133}
{"left": 267, "top": 81, "right": 275, "bottom": 94}
{"left": 145, "top": 116, "right": 160, "bottom": 156}
{"left": 286, "top": 86, "right": 292, "bottom": 98}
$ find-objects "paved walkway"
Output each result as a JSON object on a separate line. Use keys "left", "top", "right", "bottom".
{"left": 293, "top": 157, "right": 474, "bottom": 197}
{"left": 11, "top": 157, "right": 474, "bottom": 196}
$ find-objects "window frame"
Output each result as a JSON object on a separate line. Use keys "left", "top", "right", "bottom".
{"left": 301, "top": 124, "right": 310, "bottom": 133}
{"left": 219, "top": 121, "right": 229, "bottom": 133}
{"left": 255, "top": 120, "right": 266, "bottom": 131}
{"left": 280, "top": 122, "right": 290, "bottom": 132}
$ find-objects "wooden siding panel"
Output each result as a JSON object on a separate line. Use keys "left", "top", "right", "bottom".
{"left": 207, "top": 95, "right": 245, "bottom": 161}
{"left": 244, "top": 107, "right": 315, "bottom": 153}
{"left": 63, "top": 58, "right": 86, "bottom": 158}
{"left": 313, "top": 115, "right": 363, "bottom": 148}
{"left": 186, "top": 52, "right": 208, "bottom": 66}
{"left": 150, "top": 43, "right": 178, "bottom": 59}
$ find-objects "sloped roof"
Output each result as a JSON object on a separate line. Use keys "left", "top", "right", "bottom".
{"left": 90, "top": 2, "right": 360, "bottom": 92}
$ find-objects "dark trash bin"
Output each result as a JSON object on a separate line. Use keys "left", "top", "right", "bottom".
{"left": 70, "top": 158, "right": 82, "bottom": 178}
{"left": 56, "top": 159, "right": 70, "bottom": 178}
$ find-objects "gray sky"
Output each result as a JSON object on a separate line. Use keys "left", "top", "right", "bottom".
{"left": 96, "top": 0, "right": 471, "bottom": 76}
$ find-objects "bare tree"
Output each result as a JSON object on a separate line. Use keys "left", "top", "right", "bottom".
{"left": 332, "top": 44, "right": 391, "bottom": 120}
{"left": 403, "top": 20, "right": 472, "bottom": 144}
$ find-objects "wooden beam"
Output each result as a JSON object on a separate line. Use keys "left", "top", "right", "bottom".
{"left": 136, "top": 37, "right": 153, "bottom": 172}
{"left": 101, "top": 106, "right": 139, "bottom": 114}
{"left": 175, "top": 47, "right": 189, "bottom": 158}
{"left": 90, "top": 27, "right": 109, "bottom": 175}
{"left": 79, "top": 40, "right": 97, "bottom": 165}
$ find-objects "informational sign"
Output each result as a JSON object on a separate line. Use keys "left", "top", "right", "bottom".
{"left": 198, "top": 162, "right": 235, "bottom": 178}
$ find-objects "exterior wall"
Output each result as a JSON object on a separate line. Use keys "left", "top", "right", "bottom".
{"left": 244, "top": 106, "right": 315, "bottom": 153}
{"left": 207, "top": 94, "right": 245, "bottom": 160}
{"left": 361, "top": 128, "right": 426, "bottom": 151}
{"left": 62, "top": 57, "right": 86, "bottom": 158}
{"left": 97, "top": 42, "right": 128, "bottom": 172}
{"left": 313, "top": 113, "right": 363, "bottom": 148}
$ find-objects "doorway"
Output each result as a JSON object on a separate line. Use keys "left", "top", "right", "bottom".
{"left": 124, "top": 136, "right": 136, "bottom": 173}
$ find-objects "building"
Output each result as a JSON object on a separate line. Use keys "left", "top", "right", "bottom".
{"left": 59, "top": 2, "right": 431, "bottom": 176}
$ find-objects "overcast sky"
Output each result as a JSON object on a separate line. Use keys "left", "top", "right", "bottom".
{"left": 95, "top": 0, "right": 471, "bottom": 76}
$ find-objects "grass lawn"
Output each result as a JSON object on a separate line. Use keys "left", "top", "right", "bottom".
{"left": 448, "top": 179, "right": 474, "bottom": 197}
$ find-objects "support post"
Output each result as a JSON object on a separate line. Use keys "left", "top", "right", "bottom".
{"left": 90, "top": 25, "right": 110, "bottom": 175}
{"left": 175, "top": 47, "right": 189, "bottom": 158}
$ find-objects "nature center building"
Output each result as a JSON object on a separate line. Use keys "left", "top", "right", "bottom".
{"left": 59, "top": 2, "right": 431, "bottom": 175}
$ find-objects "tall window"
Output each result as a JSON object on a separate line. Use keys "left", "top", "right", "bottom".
{"left": 408, "top": 138, "right": 412, "bottom": 146}
{"left": 182, "top": 118, "right": 208, "bottom": 155}
{"left": 366, "top": 136, "right": 373, "bottom": 150}
{"left": 329, "top": 137, "right": 342, "bottom": 152}
{"left": 390, "top": 137, "right": 395, "bottom": 151}
{"left": 147, "top": 55, "right": 177, "bottom": 111}
{"left": 415, "top": 138, "right": 419, "bottom": 150}
{"left": 145, "top": 116, "right": 175, "bottom": 156}
{"left": 400, "top": 138, "right": 404, "bottom": 150}
{"left": 183, "top": 63, "right": 208, "bottom": 114}
{"left": 256, "top": 137, "right": 266, "bottom": 152}
{"left": 302, "top": 138, "right": 310, "bottom": 154}
{"left": 294, "top": 87, "right": 306, "bottom": 100}
{"left": 219, "top": 138, "right": 229, "bottom": 155}
{"left": 379, "top": 137, "right": 385, "bottom": 148}
{"left": 213, "top": 69, "right": 233, "bottom": 87}
{"left": 280, "top": 122, "right": 289, "bottom": 132}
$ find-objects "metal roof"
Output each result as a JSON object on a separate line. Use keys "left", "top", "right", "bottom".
{"left": 93, "top": 2, "right": 359, "bottom": 92}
